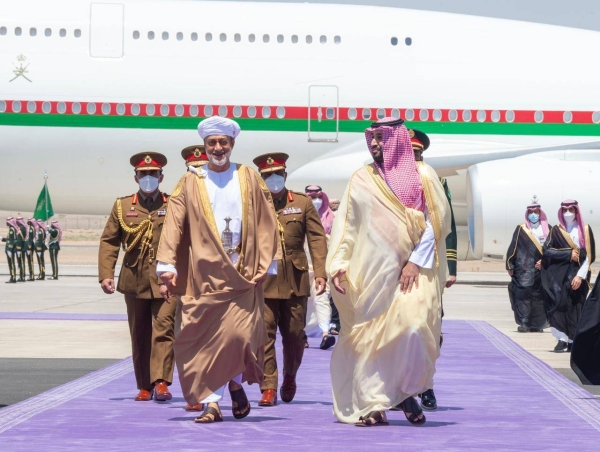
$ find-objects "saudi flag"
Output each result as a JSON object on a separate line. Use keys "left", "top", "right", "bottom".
{"left": 33, "top": 179, "right": 54, "bottom": 221}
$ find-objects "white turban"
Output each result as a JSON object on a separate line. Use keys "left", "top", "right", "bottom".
{"left": 198, "top": 116, "right": 241, "bottom": 140}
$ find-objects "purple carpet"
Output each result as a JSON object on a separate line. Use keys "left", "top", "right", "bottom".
{"left": 1, "top": 320, "right": 599, "bottom": 451}
{"left": 0, "top": 312, "right": 127, "bottom": 321}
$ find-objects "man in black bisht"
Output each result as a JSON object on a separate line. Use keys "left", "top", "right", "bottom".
{"left": 571, "top": 273, "right": 600, "bottom": 385}
{"left": 506, "top": 200, "right": 550, "bottom": 333}
{"left": 541, "top": 199, "right": 595, "bottom": 352}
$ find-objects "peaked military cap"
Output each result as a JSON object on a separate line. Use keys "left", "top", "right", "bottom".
{"left": 181, "top": 145, "right": 208, "bottom": 167}
{"left": 408, "top": 129, "right": 430, "bottom": 151}
{"left": 129, "top": 152, "right": 168, "bottom": 171}
{"left": 253, "top": 152, "right": 289, "bottom": 173}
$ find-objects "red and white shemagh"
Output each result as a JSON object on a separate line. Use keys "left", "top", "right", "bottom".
{"left": 558, "top": 199, "right": 586, "bottom": 248}
{"left": 27, "top": 218, "right": 40, "bottom": 236}
{"left": 6, "top": 217, "right": 19, "bottom": 231}
{"left": 16, "top": 217, "right": 29, "bottom": 240}
{"left": 51, "top": 221, "right": 63, "bottom": 242}
{"left": 525, "top": 203, "right": 549, "bottom": 240}
{"left": 364, "top": 118, "right": 424, "bottom": 211}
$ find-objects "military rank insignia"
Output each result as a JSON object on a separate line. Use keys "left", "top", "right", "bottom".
{"left": 283, "top": 207, "right": 302, "bottom": 215}
{"left": 157, "top": 209, "right": 167, "bottom": 216}
{"left": 126, "top": 212, "right": 138, "bottom": 217}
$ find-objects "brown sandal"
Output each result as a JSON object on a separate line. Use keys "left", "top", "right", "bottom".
{"left": 355, "top": 410, "right": 389, "bottom": 427}
{"left": 399, "top": 397, "right": 426, "bottom": 425}
{"left": 194, "top": 406, "right": 223, "bottom": 423}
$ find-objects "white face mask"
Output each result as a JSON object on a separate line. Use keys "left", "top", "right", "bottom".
{"left": 312, "top": 198, "right": 323, "bottom": 211}
{"left": 138, "top": 175, "right": 159, "bottom": 194}
{"left": 208, "top": 150, "right": 231, "bottom": 167}
{"left": 265, "top": 174, "right": 285, "bottom": 193}
{"left": 563, "top": 211, "right": 576, "bottom": 222}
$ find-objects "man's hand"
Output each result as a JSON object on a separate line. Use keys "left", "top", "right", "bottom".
{"left": 507, "top": 269, "right": 514, "bottom": 277}
{"left": 572, "top": 276, "right": 583, "bottom": 290}
{"left": 332, "top": 270, "right": 347, "bottom": 295}
{"left": 571, "top": 249, "right": 580, "bottom": 262}
{"left": 445, "top": 275, "right": 457, "bottom": 289}
{"left": 535, "top": 260, "right": 542, "bottom": 270}
{"left": 158, "top": 284, "right": 171, "bottom": 302}
{"left": 315, "top": 277, "right": 326, "bottom": 296}
{"left": 255, "top": 274, "right": 267, "bottom": 288}
{"left": 160, "top": 272, "right": 177, "bottom": 293}
{"left": 101, "top": 278, "right": 115, "bottom": 294}
{"left": 400, "top": 262, "right": 420, "bottom": 294}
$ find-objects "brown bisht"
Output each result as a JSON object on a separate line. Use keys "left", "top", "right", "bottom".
{"left": 505, "top": 224, "right": 549, "bottom": 329}
{"left": 156, "top": 164, "right": 279, "bottom": 405}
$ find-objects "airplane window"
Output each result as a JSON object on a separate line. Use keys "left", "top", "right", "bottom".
{"left": 45, "top": 28, "right": 51, "bottom": 37}
{"left": 131, "top": 104, "right": 140, "bottom": 116}
{"left": 12, "top": 101, "right": 21, "bottom": 113}
{"left": 248, "top": 34, "right": 255, "bottom": 43}
{"left": 233, "top": 106, "right": 242, "bottom": 117}
{"left": 74, "top": 29, "right": 81, "bottom": 38}
{"left": 391, "top": 37, "right": 398, "bottom": 46}
{"left": 146, "top": 104, "right": 155, "bottom": 116}
{"left": 30, "top": 28, "right": 37, "bottom": 37}
{"left": 87, "top": 103, "right": 97, "bottom": 114}
{"left": 405, "top": 109, "right": 414, "bottom": 121}
{"left": 15, "top": 27, "right": 22, "bottom": 37}
{"left": 206, "top": 33, "right": 213, "bottom": 42}
{"left": 101, "top": 103, "right": 111, "bottom": 115}
{"left": 175, "top": 105, "right": 184, "bottom": 116}
{"left": 27, "top": 101, "right": 36, "bottom": 113}
{"left": 534, "top": 111, "right": 543, "bottom": 123}
{"left": 377, "top": 108, "right": 385, "bottom": 119}
{"left": 277, "top": 107, "right": 286, "bottom": 118}
{"left": 247, "top": 106, "right": 256, "bottom": 118}
{"left": 191, "top": 32, "right": 198, "bottom": 41}
{"left": 348, "top": 108, "right": 357, "bottom": 120}
{"left": 219, "top": 105, "right": 228, "bottom": 116}
{"left": 505, "top": 110, "right": 514, "bottom": 122}
{"left": 117, "top": 104, "right": 126, "bottom": 115}
{"left": 593, "top": 111, "right": 600, "bottom": 124}
{"left": 391, "top": 108, "right": 400, "bottom": 119}
{"left": 176, "top": 32, "right": 183, "bottom": 41}
{"left": 59, "top": 28, "right": 66, "bottom": 38}
{"left": 162, "top": 32, "right": 169, "bottom": 41}
{"left": 326, "top": 108, "right": 335, "bottom": 120}
{"left": 462, "top": 110, "right": 472, "bottom": 122}
{"left": 433, "top": 109, "right": 442, "bottom": 121}
{"left": 448, "top": 109, "right": 458, "bottom": 122}
{"left": 405, "top": 37, "right": 412, "bottom": 46}
{"left": 277, "top": 34, "right": 284, "bottom": 43}
{"left": 419, "top": 109, "right": 429, "bottom": 121}
{"left": 562, "top": 111, "right": 572, "bottom": 123}
{"left": 306, "top": 35, "right": 312, "bottom": 44}
{"left": 292, "top": 35, "right": 298, "bottom": 44}
{"left": 72, "top": 102, "right": 81, "bottom": 114}
{"left": 57, "top": 102, "right": 66, "bottom": 114}
{"left": 362, "top": 108, "right": 371, "bottom": 120}
{"left": 42, "top": 102, "right": 51, "bottom": 113}
{"left": 334, "top": 36, "right": 341, "bottom": 44}
{"left": 189, "top": 105, "right": 198, "bottom": 117}
{"left": 220, "top": 33, "right": 227, "bottom": 42}
{"left": 263, "top": 34, "right": 270, "bottom": 43}
{"left": 477, "top": 110, "right": 486, "bottom": 122}
{"left": 320, "top": 35, "right": 327, "bottom": 44}
{"left": 491, "top": 110, "right": 500, "bottom": 122}
{"left": 133, "top": 31, "right": 140, "bottom": 40}
{"left": 0, "top": 100, "right": 5, "bottom": 112}
{"left": 0, "top": 27, "right": 6, "bottom": 36}
{"left": 204, "top": 105, "right": 213, "bottom": 116}
{"left": 262, "top": 106, "right": 271, "bottom": 118}
{"left": 234, "top": 33, "right": 241, "bottom": 42}
{"left": 148, "top": 31, "right": 155, "bottom": 40}
{"left": 161, "top": 104, "right": 170, "bottom": 116}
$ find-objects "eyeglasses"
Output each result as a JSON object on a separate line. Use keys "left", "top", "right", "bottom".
{"left": 206, "top": 138, "right": 230, "bottom": 147}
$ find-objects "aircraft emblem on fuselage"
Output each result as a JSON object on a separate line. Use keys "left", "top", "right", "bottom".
{"left": 10, "top": 54, "right": 32, "bottom": 83}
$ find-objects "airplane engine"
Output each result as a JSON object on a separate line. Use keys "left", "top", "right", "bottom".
{"left": 467, "top": 155, "right": 600, "bottom": 261}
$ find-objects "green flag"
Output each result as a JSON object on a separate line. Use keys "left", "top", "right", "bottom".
{"left": 33, "top": 181, "right": 54, "bottom": 221}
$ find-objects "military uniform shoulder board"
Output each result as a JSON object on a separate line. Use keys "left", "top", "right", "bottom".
{"left": 162, "top": 193, "right": 169, "bottom": 203}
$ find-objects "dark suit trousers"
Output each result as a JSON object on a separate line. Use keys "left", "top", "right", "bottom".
{"left": 261, "top": 295, "right": 308, "bottom": 391}
{"left": 124, "top": 295, "right": 176, "bottom": 390}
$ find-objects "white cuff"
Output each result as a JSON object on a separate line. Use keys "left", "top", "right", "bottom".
{"left": 577, "top": 256, "right": 589, "bottom": 279}
{"left": 409, "top": 216, "right": 435, "bottom": 269}
{"left": 156, "top": 261, "right": 177, "bottom": 277}
{"left": 267, "top": 260, "right": 278, "bottom": 275}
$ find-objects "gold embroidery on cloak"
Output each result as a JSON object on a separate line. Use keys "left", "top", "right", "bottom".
{"left": 416, "top": 161, "right": 443, "bottom": 242}
{"left": 520, "top": 224, "right": 543, "bottom": 255}
{"left": 558, "top": 225, "right": 579, "bottom": 251}
{"left": 237, "top": 164, "right": 249, "bottom": 272}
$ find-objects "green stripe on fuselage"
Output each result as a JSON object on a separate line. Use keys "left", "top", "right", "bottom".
{"left": 1, "top": 113, "right": 600, "bottom": 136}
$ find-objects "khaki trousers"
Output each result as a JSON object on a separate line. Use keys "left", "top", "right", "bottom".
{"left": 261, "top": 295, "right": 308, "bottom": 391}
{"left": 124, "top": 295, "right": 177, "bottom": 390}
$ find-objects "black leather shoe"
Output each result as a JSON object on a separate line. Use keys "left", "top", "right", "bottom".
{"left": 5, "top": 279, "right": 17, "bottom": 284}
{"left": 27, "top": 277, "right": 35, "bottom": 282}
{"left": 567, "top": 342, "right": 573, "bottom": 353}
{"left": 517, "top": 324, "right": 530, "bottom": 333}
{"left": 17, "top": 278, "right": 26, "bottom": 282}
{"left": 554, "top": 340, "right": 568, "bottom": 352}
{"left": 418, "top": 389, "right": 438, "bottom": 411}
{"left": 319, "top": 334, "right": 336, "bottom": 350}
{"left": 529, "top": 327, "right": 543, "bottom": 333}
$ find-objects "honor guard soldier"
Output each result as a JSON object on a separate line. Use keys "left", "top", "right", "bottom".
{"left": 15, "top": 216, "right": 28, "bottom": 282}
{"left": 25, "top": 218, "right": 38, "bottom": 281}
{"left": 48, "top": 221, "right": 62, "bottom": 280}
{"left": 35, "top": 220, "right": 47, "bottom": 280}
{"left": 3, "top": 217, "right": 19, "bottom": 283}
{"left": 410, "top": 128, "right": 458, "bottom": 412}
{"left": 99, "top": 152, "right": 177, "bottom": 402}
{"left": 253, "top": 152, "right": 328, "bottom": 407}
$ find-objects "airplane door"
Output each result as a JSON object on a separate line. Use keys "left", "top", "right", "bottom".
{"left": 308, "top": 85, "right": 339, "bottom": 142}
{"left": 89, "top": 3, "right": 124, "bottom": 58}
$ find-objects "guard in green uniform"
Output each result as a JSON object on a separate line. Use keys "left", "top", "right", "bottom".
{"left": 35, "top": 219, "right": 47, "bottom": 280}
{"left": 253, "top": 152, "right": 328, "bottom": 407}
{"left": 15, "top": 216, "right": 27, "bottom": 282}
{"left": 25, "top": 218, "right": 37, "bottom": 281}
{"left": 48, "top": 221, "right": 62, "bottom": 280}
{"left": 3, "top": 217, "right": 18, "bottom": 283}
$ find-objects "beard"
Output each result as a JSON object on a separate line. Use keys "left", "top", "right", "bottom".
{"left": 209, "top": 150, "right": 231, "bottom": 167}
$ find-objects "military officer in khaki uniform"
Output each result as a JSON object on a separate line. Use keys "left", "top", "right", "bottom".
{"left": 99, "top": 152, "right": 177, "bottom": 402}
{"left": 253, "top": 152, "right": 328, "bottom": 407}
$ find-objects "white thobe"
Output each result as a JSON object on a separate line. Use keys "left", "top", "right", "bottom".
{"left": 529, "top": 222, "right": 545, "bottom": 245}
{"left": 565, "top": 221, "right": 589, "bottom": 278}
{"left": 408, "top": 208, "right": 435, "bottom": 269}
